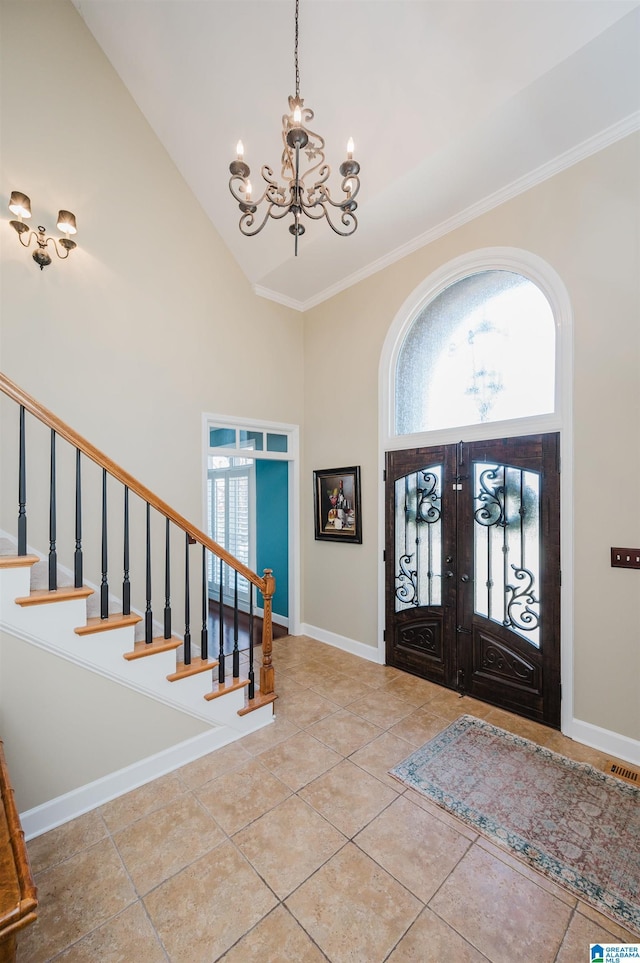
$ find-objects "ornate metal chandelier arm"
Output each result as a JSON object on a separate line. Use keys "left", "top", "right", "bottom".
{"left": 238, "top": 202, "right": 280, "bottom": 238}
{"left": 320, "top": 206, "right": 359, "bottom": 237}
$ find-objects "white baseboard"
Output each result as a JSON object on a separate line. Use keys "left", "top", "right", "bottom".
{"left": 300, "top": 623, "right": 382, "bottom": 664}
{"left": 20, "top": 720, "right": 272, "bottom": 840}
{"left": 569, "top": 717, "right": 640, "bottom": 768}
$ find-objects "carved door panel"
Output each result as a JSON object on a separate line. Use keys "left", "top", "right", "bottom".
{"left": 385, "top": 434, "right": 560, "bottom": 728}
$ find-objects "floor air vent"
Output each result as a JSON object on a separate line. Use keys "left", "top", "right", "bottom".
{"left": 604, "top": 760, "right": 640, "bottom": 786}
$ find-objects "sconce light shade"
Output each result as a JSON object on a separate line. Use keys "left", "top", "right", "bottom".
{"left": 9, "top": 191, "right": 31, "bottom": 219}
{"left": 56, "top": 210, "right": 77, "bottom": 235}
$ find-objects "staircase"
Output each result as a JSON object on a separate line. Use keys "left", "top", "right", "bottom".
{"left": 0, "top": 373, "right": 278, "bottom": 781}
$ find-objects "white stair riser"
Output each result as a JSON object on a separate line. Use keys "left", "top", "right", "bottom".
{"left": 0, "top": 567, "right": 272, "bottom": 734}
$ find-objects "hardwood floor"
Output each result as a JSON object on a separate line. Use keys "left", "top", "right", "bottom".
{"left": 207, "top": 601, "right": 288, "bottom": 657}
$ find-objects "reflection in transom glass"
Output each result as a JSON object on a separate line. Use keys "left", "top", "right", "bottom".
{"left": 395, "top": 271, "right": 555, "bottom": 434}
{"left": 473, "top": 462, "right": 541, "bottom": 647}
{"left": 395, "top": 465, "right": 442, "bottom": 612}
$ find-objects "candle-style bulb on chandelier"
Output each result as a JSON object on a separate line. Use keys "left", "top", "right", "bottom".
{"left": 228, "top": 0, "right": 361, "bottom": 255}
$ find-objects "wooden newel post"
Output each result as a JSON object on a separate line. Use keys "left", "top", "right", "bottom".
{"left": 260, "top": 568, "right": 276, "bottom": 695}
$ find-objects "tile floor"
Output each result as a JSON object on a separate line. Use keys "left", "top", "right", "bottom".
{"left": 18, "top": 635, "right": 638, "bottom": 963}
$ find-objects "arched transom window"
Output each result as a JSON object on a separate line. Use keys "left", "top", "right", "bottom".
{"left": 395, "top": 270, "right": 556, "bottom": 435}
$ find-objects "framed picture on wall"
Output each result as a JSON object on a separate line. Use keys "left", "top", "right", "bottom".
{"left": 313, "top": 466, "right": 362, "bottom": 543}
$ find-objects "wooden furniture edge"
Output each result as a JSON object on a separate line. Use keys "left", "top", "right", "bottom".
{"left": 0, "top": 741, "right": 37, "bottom": 950}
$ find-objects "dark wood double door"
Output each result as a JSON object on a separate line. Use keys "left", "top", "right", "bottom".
{"left": 385, "top": 434, "right": 561, "bottom": 728}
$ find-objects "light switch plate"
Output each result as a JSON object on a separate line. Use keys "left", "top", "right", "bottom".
{"left": 610, "top": 547, "right": 640, "bottom": 569}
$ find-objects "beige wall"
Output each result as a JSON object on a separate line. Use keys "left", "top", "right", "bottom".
{"left": 303, "top": 134, "right": 640, "bottom": 742}
{"left": 0, "top": 0, "right": 304, "bottom": 524}
{"left": 0, "top": 0, "right": 303, "bottom": 805}
{"left": 0, "top": 629, "right": 209, "bottom": 812}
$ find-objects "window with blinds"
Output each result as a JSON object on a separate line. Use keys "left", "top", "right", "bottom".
{"left": 207, "top": 456, "right": 255, "bottom": 601}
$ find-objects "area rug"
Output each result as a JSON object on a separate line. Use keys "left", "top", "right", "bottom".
{"left": 390, "top": 714, "right": 640, "bottom": 936}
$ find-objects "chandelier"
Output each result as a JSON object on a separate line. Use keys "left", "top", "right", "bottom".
{"left": 228, "top": 0, "right": 360, "bottom": 256}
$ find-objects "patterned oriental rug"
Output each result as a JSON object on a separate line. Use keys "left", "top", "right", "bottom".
{"left": 390, "top": 715, "right": 640, "bottom": 936}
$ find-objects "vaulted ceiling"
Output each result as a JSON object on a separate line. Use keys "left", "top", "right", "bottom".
{"left": 73, "top": 0, "right": 640, "bottom": 310}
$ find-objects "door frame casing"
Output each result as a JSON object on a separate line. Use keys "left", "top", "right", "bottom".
{"left": 378, "top": 247, "right": 573, "bottom": 734}
{"left": 201, "top": 412, "right": 301, "bottom": 635}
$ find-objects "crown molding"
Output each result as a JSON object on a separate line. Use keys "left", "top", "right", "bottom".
{"left": 254, "top": 113, "right": 640, "bottom": 314}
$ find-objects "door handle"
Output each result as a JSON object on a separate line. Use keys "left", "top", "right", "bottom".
{"left": 460, "top": 574, "right": 471, "bottom": 582}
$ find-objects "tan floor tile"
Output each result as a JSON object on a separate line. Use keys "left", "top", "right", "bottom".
{"left": 402, "top": 788, "right": 478, "bottom": 841}
{"left": 196, "top": 758, "right": 291, "bottom": 835}
{"left": 476, "top": 837, "right": 578, "bottom": 908}
{"left": 256, "top": 731, "right": 342, "bottom": 791}
{"left": 556, "top": 909, "right": 632, "bottom": 963}
{"left": 25, "top": 810, "right": 107, "bottom": 876}
{"left": 430, "top": 843, "right": 573, "bottom": 963}
{"left": 398, "top": 783, "right": 478, "bottom": 841}
{"left": 350, "top": 731, "right": 415, "bottom": 791}
{"left": 53, "top": 901, "right": 166, "bottom": 963}
{"left": 220, "top": 905, "right": 327, "bottom": 962}
{"left": 113, "top": 792, "right": 225, "bottom": 895}
{"left": 17, "top": 839, "right": 136, "bottom": 963}
{"left": 300, "top": 759, "right": 398, "bottom": 838}
{"left": 239, "top": 714, "right": 300, "bottom": 755}
{"left": 421, "top": 689, "right": 471, "bottom": 723}
{"left": 276, "top": 689, "right": 340, "bottom": 728}
{"left": 144, "top": 842, "right": 277, "bottom": 963}
{"left": 387, "top": 907, "right": 489, "bottom": 963}
{"left": 176, "top": 741, "right": 253, "bottom": 789}
{"left": 355, "top": 794, "right": 472, "bottom": 902}
{"left": 99, "top": 771, "right": 187, "bottom": 834}
{"left": 388, "top": 706, "right": 450, "bottom": 747}
{"left": 309, "top": 671, "right": 378, "bottom": 707}
{"left": 306, "top": 707, "right": 384, "bottom": 756}
{"left": 348, "top": 689, "right": 416, "bottom": 729}
{"left": 381, "top": 673, "right": 443, "bottom": 707}
{"left": 576, "top": 902, "right": 640, "bottom": 943}
{"left": 350, "top": 660, "right": 404, "bottom": 688}
{"left": 286, "top": 843, "right": 422, "bottom": 963}
{"left": 278, "top": 661, "right": 326, "bottom": 686}
{"left": 234, "top": 795, "right": 346, "bottom": 899}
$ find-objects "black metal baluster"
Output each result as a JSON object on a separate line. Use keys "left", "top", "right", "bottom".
{"left": 145, "top": 503, "right": 152, "bottom": 644}
{"left": 100, "top": 469, "right": 109, "bottom": 618}
{"left": 17, "top": 406, "right": 27, "bottom": 555}
{"left": 184, "top": 532, "right": 191, "bottom": 665}
{"left": 201, "top": 546, "right": 208, "bottom": 661}
{"left": 218, "top": 557, "right": 225, "bottom": 683}
{"left": 74, "top": 449, "right": 83, "bottom": 588}
{"left": 232, "top": 569, "right": 240, "bottom": 678}
{"left": 123, "top": 487, "right": 130, "bottom": 615}
{"left": 248, "top": 584, "right": 255, "bottom": 699}
{"left": 164, "top": 519, "right": 171, "bottom": 639}
{"left": 48, "top": 430, "right": 57, "bottom": 590}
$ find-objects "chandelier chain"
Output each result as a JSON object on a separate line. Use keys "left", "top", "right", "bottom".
{"left": 294, "top": 0, "right": 300, "bottom": 99}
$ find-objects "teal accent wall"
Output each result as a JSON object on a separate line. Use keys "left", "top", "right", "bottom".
{"left": 256, "top": 460, "right": 289, "bottom": 618}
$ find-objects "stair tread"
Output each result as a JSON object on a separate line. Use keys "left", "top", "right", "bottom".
{"left": 204, "top": 677, "right": 250, "bottom": 701}
{"left": 75, "top": 613, "right": 142, "bottom": 635}
{"left": 15, "top": 586, "right": 94, "bottom": 606}
{"left": 124, "top": 636, "right": 182, "bottom": 661}
{"left": 237, "top": 689, "right": 278, "bottom": 716}
{"left": 0, "top": 555, "right": 40, "bottom": 569}
{"left": 167, "top": 658, "right": 219, "bottom": 682}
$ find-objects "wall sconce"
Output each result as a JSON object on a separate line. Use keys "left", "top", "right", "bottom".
{"left": 8, "top": 191, "right": 78, "bottom": 270}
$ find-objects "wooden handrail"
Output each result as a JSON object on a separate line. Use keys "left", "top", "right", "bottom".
{"left": 0, "top": 372, "right": 270, "bottom": 594}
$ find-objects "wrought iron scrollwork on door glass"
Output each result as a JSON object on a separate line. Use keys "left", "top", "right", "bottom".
{"left": 473, "top": 463, "right": 541, "bottom": 646}
{"left": 395, "top": 466, "right": 442, "bottom": 611}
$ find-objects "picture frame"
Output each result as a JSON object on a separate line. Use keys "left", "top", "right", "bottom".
{"left": 313, "top": 466, "right": 362, "bottom": 543}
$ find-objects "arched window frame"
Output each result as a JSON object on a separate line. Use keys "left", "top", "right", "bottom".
{"left": 380, "top": 248, "right": 572, "bottom": 451}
